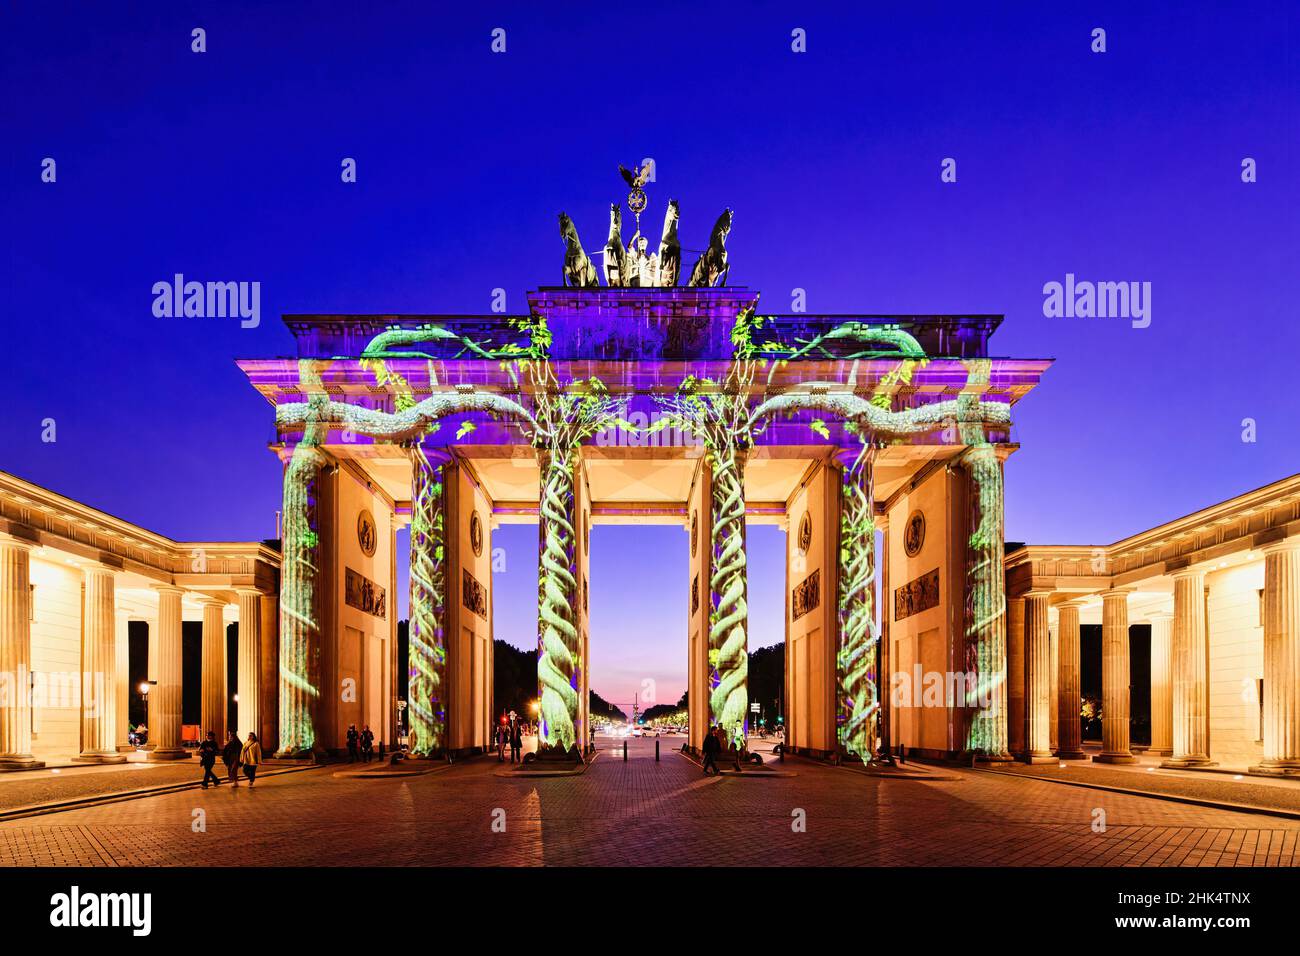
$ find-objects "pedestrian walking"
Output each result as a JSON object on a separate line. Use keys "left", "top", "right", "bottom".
{"left": 509, "top": 711, "right": 522, "bottom": 764}
{"left": 497, "top": 715, "right": 508, "bottom": 762}
{"left": 222, "top": 730, "right": 243, "bottom": 786}
{"left": 360, "top": 725, "right": 375, "bottom": 764}
{"left": 199, "top": 731, "right": 221, "bottom": 788}
{"left": 241, "top": 732, "right": 262, "bottom": 786}
{"left": 346, "top": 724, "right": 360, "bottom": 762}
{"left": 701, "top": 725, "right": 721, "bottom": 776}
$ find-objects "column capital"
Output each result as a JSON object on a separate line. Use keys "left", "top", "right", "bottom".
{"left": 151, "top": 583, "right": 186, "bottom": 595}
{"left": 195, "top": 594, "right": 229, "bottom": 608}
{"left": 1023, "top": 588, "right": 1054, "bottom": 600}
{"left": 1060, "top": 597, "right": 1090, "bottom": 608}
{"left": 1262, "top": 536, "right": 1300, "bottom": 557}
{"left": 0, "top": 532, "right": 35, "bottom": 552}
{"left": 1099, "top": 587, "right": 1132, "bottom": 600}
{"left": 1169, "top": 564, "right": 1207, "bottom": 581}
{"left": 233, "top": 586, "right": 266, "bottom": 599}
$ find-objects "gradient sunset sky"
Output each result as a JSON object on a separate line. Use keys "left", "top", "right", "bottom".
{"left": 3, "top": 2, "right": 1295, "bottom": 710}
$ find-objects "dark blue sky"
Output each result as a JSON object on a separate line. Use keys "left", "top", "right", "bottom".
{"left": 3, "top": 2, "right": 1296, "bottom": 708}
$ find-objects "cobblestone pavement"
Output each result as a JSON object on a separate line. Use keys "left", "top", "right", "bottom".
{"left": 0, "top": 757, "right": 310, "bottom": 813}
{"left": 987, "top": 762, "right": 1300, "bottom": 814}
{"left": 1, "top": 738, "right": 1298, "bottom": 867}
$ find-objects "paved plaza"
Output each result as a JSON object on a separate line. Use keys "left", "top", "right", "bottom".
{"left": 1, "top": 738, "right": 1298, "bottom": 867}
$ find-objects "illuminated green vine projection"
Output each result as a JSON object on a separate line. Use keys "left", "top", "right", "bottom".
{"left": 957, "top": 359, "right": 1008, "bottom": 757}
{"left": 407, "top": 444, "right": 446, "bottom": 756}
{"left": 278, "top": 361, "right": 328, "bottom": 755}
{"left": 835, "top": 444, "right": 878, "bottom": 763}
{"left": 529, "top": 365, "right": 621, "bottom": 755}
{"left": 651, "top": 362, "right": 758, "bottom": 748}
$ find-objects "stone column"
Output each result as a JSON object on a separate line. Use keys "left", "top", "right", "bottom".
{"left": 78, "top": 566, "right": 125, "bottom": 763}
{"left": 1095, "top": 588, "right": 1135, "bottom": 763}
{"left": 0, "top": 536, "right": 42, "bottom": 769}
{"left": 535, "top": 446, "right": 585, "bottom": 757}
{"left": 833, "top": 445, "right": 878, "bottom": 763}
{"left": 408, "top": 445, "right": 450, "bottom": 757}
{"left": 1251, "top": 538, "right": 1300, "bottom": 776}
{"left": 148, "top": 585, "right": 188, "bottom": 760}
{"left": 1048, "top": 614, "right": 1059, "bottom": 752}
{"left": 1163, "top": 568, "right": 1214, "bottom": 768}
{"left": 960, "top": 444, "right": 1010, "bottom": 760}
{"left": 278, "top": 435, "right": 327, "bottom": 756}
{"left": 1055, "top": 600, "right": 1086, "bottom": 758}
{"left": 1023, "top": 590, "right": 1054, "bottom": 762}
{"left": 235, "top": 589, "right": 262, "bottom": 740}
{"left": 199, "top": 597, "right": 227, "bottom": 741}
{"left": 114, "top": 607, "right": 131, "bottom": 751}
{"left": 1147, "top": 610, "right": 1173, "bottom": 756}
{"left": 259, "top": 593, "right": 279, "bottom": 752}
{"left": 1006, "top": 596, "right": 1025, "bottom": 756}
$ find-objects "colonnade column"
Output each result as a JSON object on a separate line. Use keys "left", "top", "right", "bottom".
{"left": 78, "top": 566, "right": 125, "bottom": 763}
{"left": 1022, "top": 590, "right": 1054, "bottom": 762}
{"left": 115, "top": 607, "right": 131, "bottom": 750}
{"left": 1163, "top": 568, "right": 1214, "bottom": 768}
{"left": 200, "top": 597, "right": 227, "bottom": 741}
{"left": 535, "top": 445, "right": 584, "bottom": 758}
{"left": 959, "top": 444, "right": 1010, "bottom": 759}
{"left": 1252, "top": 538, "right": 1300, "bottom": 775}
{"left": 0, "top": 535, "right": 42, "bottom": 769}
{"left": 833, "top": 445, "right": 878, "bottom": 763}
{"left": 278, "top": 427, "right": 327, "bottom": 757}
{"left": 1096, "top": 588, "right": 1135, "bottom": 763}
{"left": 408, "top": 445, "right": 450, "bottom": 757}
{"left": 235, "top": 589, "right": 262, "bottom": 740}
{"left": 149, "top": 585, "right": 188, "bottom": 760}
{"left": 1147, "top": 610, "right": 1173, "bottom": 756}
{"left": 1055, "top": 600, "right": 1086, "bottom": 758}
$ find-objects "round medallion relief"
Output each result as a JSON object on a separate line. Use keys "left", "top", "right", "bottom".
{"left": 798, "top": 511, "right": 813, "bottom": 554}
{"left": 904, "top": 509, "right": 926, "bottom": 558}
{"left": 356, "top": 509, "right": 377, "bottom": 557}
{"left": 470, "top": 510, "right": 484, "bottom": 557}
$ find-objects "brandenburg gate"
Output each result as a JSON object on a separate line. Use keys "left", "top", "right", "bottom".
{"left": 238, "top": 189, "right": 1049, "bottom": 766}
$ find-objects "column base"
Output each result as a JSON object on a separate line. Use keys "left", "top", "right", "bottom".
{"left": 116, "top": 744, "right": 136, "bottom": 753}
{"left": 1019, "top": 751, "right": 1057, "bottom": 764}
{"left": 1146, "top": 747, "right": 1173, "bottom": 757}
{"left": 974, "top": 752, "right": 1014, "bottom": 764}
{"left": 0, "top": 755, "right": 46, "bottom": 771}
{"left": 1093, "top": 752, "right": 1136, "bottom": 764}
{"left": 1160, "top": 756, "right": 1217, "bottom": 769}
{"left": 74, "top": 752, "right": 128, "bottom": 765}
{"left": 1054, "top": 749, "right": 1089, "bottom": 760}
{"left": 147, "top": 748, "right": 190, "bottom": 761}
{"left": 1247, "top": 760, "right": 1300, "bottom": 777}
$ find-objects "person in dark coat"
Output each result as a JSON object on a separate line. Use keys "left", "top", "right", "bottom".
{"left": 360, "top": 725, "right": 375, "bottom": 764}
{"left": 701, "top": 725, "right": 721, "bottom": 776}
{"left": 198, "top": 731, "right": 221, "bottom": 788}
{"left": 496, "top": 716, "right": 508, "bottom": 762}
{"left": 508, "top": 712, "right": 522, "bottom": 764}
{"left": 346, "top": 724, "right": 360, "bottom": 763}
{"left": 222, "top": 730, "right": 242, "bottom": 786}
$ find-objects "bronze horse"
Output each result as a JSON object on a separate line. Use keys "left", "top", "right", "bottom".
{"left": 687, "top": 208, "right": 732, "bottom": 287}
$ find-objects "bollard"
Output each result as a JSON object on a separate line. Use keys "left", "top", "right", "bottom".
{"left": 623, "top": 740, "right": 627, "bottom": 762}
{"left": 779, "top": 742, "right": 784, "bottom": 763}
{"left": 655, "top": 739, "right": 660, "bottom": 762}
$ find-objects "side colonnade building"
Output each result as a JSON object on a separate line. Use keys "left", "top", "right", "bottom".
{"left": 0, "top": 471, "right": 279, "bottom": 768}
{"left": 1003, "top": 473, "right": 1300, "bottom": 774}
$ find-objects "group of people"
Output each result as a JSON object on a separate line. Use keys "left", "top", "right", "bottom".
{"left": 197, "top": 731, "right": 263, "bottom": 788}
{"left": 496, "top": 711, "right": 526, "bottom": 763}
{"left": 700, "top": 724, "right": 740, "bottom": 776}
{"left": 345, "top": 724, "right": 376, "bottom": 763}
